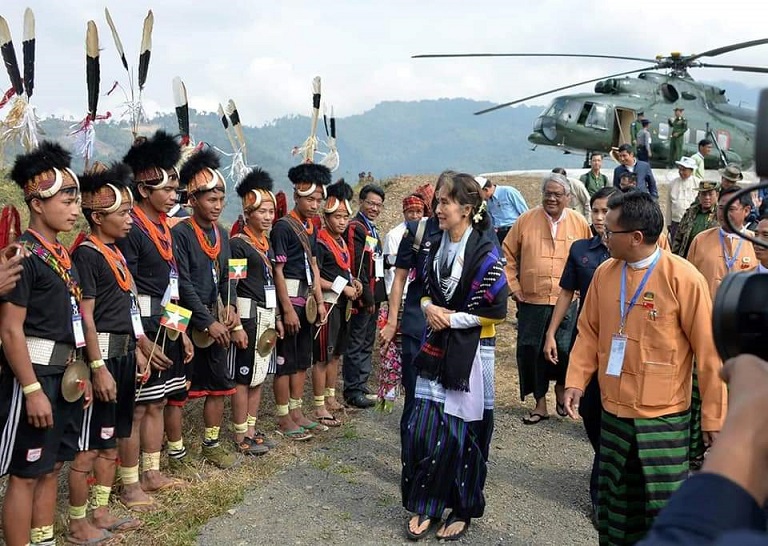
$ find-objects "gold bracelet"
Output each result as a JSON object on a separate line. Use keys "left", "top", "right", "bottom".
{"left": 89, "top": 359, "right": 106, "bottom": 370}
{"left": 22, "top": 381, "right": 42, "bottom": 396}
{"left": 231, "top": 325, "right": 244, "bottom": 332}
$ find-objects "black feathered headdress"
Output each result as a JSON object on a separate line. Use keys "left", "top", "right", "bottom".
{"left": 180, "top": 147, "right": 226, "bottom": 195}
{"left": 10, "top": 141, "right": 79, "bottom": 201}
{"left": 122, "top": 130, "right": 181, "bottom": 188}
{"left": 287, "top": 163, "right": 330, "bottom": 199}
{"left": 236, "top": 167, "right": 275, "bottom": 212}
{"left": 80, "top": 162, "right": 134, "bottom": 212}
{"left": 324, "top": 178, "right": 352, "bottom": 214}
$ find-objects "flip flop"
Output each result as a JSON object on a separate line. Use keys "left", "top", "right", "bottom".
{"left": 65, "top": 529, "right": 114, "bottom": 545}
{"left": 119, "top": 497, "right": 159, "bottom": 513}
{"left": 144, "top": 477, "right": 186, "bottom": 492}
{"left": 316, "top": 415, "right": 342, "bottom": 427}
{"left": 556, "top": 402, "right": 568, "bottom": 417}
{"left": 301, "top": 421, "right": 329, "bottom": 432}
{"left": 435, "top": 513, "right": 471, "bottom": 541}
{"left": 275, "top": 428, "right": 313, "bottom": 441}
{"left": 522, "top": 412, "right": 550, "bottom": 425}
{"left": 104, "top": 516, "right": 142, "bottom": 532}
{"left": 405, "top": 514, "right": 438, "bottom": 541}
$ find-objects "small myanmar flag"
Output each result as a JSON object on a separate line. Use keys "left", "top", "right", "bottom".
{"left": 229, "top": 258, "right": 248, "bottom": 279}
{"left": 365, "top": 235, "right": 377, "bottom": 252}
{"left": 160, "top": 303, "right": 192, "bottom": 333}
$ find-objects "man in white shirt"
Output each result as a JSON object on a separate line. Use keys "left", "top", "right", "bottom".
{"left": 668, "top": 156, "right": 701, "bottom": 242}
{"left": 383, "top": 194, "right": 427, "bottom": 295}
{"left": 691, "top": 139, "right": 712, "bottom": 181}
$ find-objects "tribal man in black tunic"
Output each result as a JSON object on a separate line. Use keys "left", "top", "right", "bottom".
{"left": 118, "top": 131, "right": 190, "bottom": 510}
{"left": 312, "top": 179, "right": 361, "bottom": 427}
{"left": 174, "top": 148, "right": 242, "bottom": 468}
{"left": 229, "top": 168, "right": 283, "bottom": 455}
{"left": 271, "top": 163, "right": 329, "bottom": 440}
{"left": 68, "top": 163, "right": 142, "bottom": 543}
{"left": 0, "top": 142, "right": 86, "bottom": 546}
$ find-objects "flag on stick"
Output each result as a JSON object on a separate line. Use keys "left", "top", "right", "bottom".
{"left": 160, "top": 303, "right": 192, "bottom": 333}
{"left": 228, "top": 258, "right": 248, "bottom": 279}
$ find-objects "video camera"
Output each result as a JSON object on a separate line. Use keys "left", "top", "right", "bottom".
{"left": 712, "top": 89, "right": 768, "bottom": 361}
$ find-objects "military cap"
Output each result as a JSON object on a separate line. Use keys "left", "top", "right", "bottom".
{"left": 696, "top": 180, "right": 720, "bottom": 192}
{"left": 719, "top": 164, "right": 744, "bottom": 182}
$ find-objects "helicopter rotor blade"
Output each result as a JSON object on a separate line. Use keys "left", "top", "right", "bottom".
{"left": 697, "top": 62, "right": 768, "bottom": 74}
{"left": 473, "top": 65, "right": 657, "bottom": 115}
{"left": 686, "top": 38, "right": 768, "bottom": 61}
{"left": 413, "top": 52, "right": 657, "bottom": 63}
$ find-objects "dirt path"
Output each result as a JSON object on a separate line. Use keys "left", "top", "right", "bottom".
{"left": 198, "top": 325, "right": 598, "bottom": 545}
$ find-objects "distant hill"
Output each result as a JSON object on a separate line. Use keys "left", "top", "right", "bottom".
{"left": 1, "top": 86, "right": 760, "bottom": 221}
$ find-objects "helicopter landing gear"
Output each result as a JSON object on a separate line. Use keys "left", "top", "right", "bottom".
{"left": 583, "top": 151, "right": 592, "bottom": 169}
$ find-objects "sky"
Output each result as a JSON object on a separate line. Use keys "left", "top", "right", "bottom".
{"left": 3, "top": 0, "right": 768, "bottom": 126}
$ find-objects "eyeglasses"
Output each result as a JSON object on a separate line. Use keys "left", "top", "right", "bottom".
{"left": 363, "top": 199, "right": 385, "bottom": 210}
{"left": 542, "top": 191, "right": 566, "bottom": 200}
{"left": 602, "top": 228, "right": 636, "bottom": 239}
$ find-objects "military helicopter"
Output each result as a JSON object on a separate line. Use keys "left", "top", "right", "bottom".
{"left": 414, "top": 39, "right": 768, "bottom": 169}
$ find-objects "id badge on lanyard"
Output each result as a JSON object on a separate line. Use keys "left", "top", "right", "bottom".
{"left": 265, "top": 285, "right": 277, "bottom": 309}
{"left": 374, "top": 253, "right": 384, "bottom": 278}
{"left": 71, "top": 296, "right": 86, "bottom": 348}
{"left": 129, "top": 293, "right": 145, "bottom": 339}
{"left": 169, "top": 268, "right": 180, "bottom": 300}
{"left": 606, "top": 334, "right": 627, "bottom": 377}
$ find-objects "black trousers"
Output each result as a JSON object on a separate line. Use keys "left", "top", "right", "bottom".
{"left": 580, "top": 376, "right": 602, "bottom": 507}
{"left": 343, "top": 305, "right": 378, "bottom": 398}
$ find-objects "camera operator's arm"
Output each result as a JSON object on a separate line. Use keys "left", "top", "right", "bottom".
{"left": 638, "top": 355, "right": 768, "bottom": 545}
{"left": 680, "top": 271, "right": 727, "bottom": 442}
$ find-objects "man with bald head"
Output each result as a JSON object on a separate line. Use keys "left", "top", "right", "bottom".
{"left": 503, "top": 173, "right": 591, "bottom": 423}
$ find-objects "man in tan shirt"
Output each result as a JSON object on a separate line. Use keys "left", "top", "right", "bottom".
{"left": 687, "top": 185, "right": 757, "bottom": 298}
{"left": 503, "top": 172, "right": 591, "bottom": 423}
{"left": 563, "top": 191, "right": 727, "bottom": 544}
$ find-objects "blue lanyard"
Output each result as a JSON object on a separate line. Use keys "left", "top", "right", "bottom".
{"left": 360, "top": 214, "right": 378, "bottom": 241}
{"left": 619, "top": 251, "right": 660, "bottom": 334}
{"left": 719, "top": 230, "right": 744, "bottom": 271}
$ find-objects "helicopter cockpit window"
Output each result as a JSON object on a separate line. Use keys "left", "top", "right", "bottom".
{"left": 585, "top": 104, "right": 608, "bottom": 130}
{"left": 544, "top": 98, "right": 567, "bottom": 118}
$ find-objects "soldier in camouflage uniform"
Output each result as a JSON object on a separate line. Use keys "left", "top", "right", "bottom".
{"left": 668, "top": 107, "right": 688, "bottom": 167}
{"left": 629, "top": 111, "right": 644, "bottom": 147}
{"left": 671, "top": 180, "right": 720, "bottom": 257}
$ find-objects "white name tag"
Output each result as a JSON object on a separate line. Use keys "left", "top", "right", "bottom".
{"left": 130, "top": 296, "right": 145, "bottom": 339}
{"left": 73, "top": 314, "right": 86, "bottom": 348}
{"left": 71, "top": 296, "right": 86, "bottom": 348}
{"left": 265, "top": 285, "right": 277, "bottom": 309}
{"left": 331, "top": 276, "right": 348, "bottom": 295}
{"left": 169, "top": 271, "right": 180, "bottom": 300}
{"left": 606, "top": 334, "right": 627, "bottom": 377}
{"left": 374, "top": 254, "right": 384, "bottom": 278}
{"left": 161, "top": 283, "right": 172, "bottom": 307}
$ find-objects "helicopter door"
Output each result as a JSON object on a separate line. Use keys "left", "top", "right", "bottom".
{"left": 612, "top": 107, "right": 635, "bottom": 146}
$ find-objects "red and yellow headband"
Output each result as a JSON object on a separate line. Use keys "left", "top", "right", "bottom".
{"left": 23, "top": 167, "right": 80, "bottom": 201}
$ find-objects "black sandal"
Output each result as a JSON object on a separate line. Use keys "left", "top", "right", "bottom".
{"left": 405, "top": 514, "right": 437, "bottom": 541}
{"left": 436, "top": 512, "right": 471, "bottom": 541}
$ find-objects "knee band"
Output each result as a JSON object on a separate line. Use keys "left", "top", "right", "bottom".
{"left": 233, "top": 421, "right": 248, "bottom": 434}
{"left": 68, "top": 503, "right": 88, "bottom": 520}
{"left": 30, "top": 525, "right": 54, "bottom": 544}
{"left": 140, "top": 451, "right": 161, "bottom": 473}
{"left": 118, "top": 464, "right": 140, "bottom": 485}
{"left": 204, "top": 426, "right": 221, "bottom": 443}
{"left": 89, "top": 484, "right": 112, "bottom": 509}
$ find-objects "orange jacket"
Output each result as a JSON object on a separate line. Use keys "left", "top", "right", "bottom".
{"left": 566, "top": 250, "right": 727, "bottom": 430}
{"left": 687, "top": 227, "right": 757, "bottom": 299}
{"left": 502, "top": 207, "right": 591, "bottom": 305}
